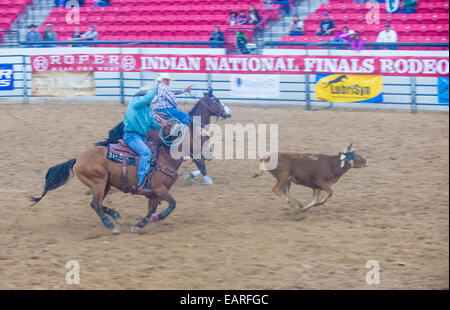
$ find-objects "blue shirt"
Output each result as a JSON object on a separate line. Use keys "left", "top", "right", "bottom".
{"left": 124, "top": 86, "right": 161, "bottom": 136}
{"left": 26, "top": 31, "right": 41, "bottom": 42}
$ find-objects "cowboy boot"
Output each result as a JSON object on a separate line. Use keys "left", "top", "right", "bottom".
{"left": 137, "top": 177, "right": 151, "bottom": 195}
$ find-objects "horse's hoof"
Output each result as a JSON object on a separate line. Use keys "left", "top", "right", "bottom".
{"left": 111, "top": 211, "right": 122, "bottom": 224}
{"left": 130, "top": 226, "right": 140, "bottom": 233}
{"left": 101, "top": 214, "right": 118, "bottom": 232}
{"left": 150, "top": 214, "right": 160, "bottom": 222}
{"left": 203, "top": 176, "right": 214, "bottom": 185}
{"left": 111, "top": 227, "right": 120, "bottom": 235}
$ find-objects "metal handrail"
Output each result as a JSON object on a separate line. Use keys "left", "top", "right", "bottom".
{"left": 19, "top": 40, "right": 226, "bottom": 46}
{"left": 264, "top": 41, "right": 450, "bottom": 48}
{"left": 15, "top": 39, "right": 449, "bottom": 50}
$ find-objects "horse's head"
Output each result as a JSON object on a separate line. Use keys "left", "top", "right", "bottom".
{"left": 201, "top": 88, "right": 231, "bottom": 119}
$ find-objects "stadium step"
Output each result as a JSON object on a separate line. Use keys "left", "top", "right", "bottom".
{"left": 11, "top": 0, "right": 54, "bottom": 41}
{"left": 263, "top": 0, "right": 328, "bottom": 43}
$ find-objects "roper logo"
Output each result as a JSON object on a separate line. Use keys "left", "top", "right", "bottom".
{"left": 33, "top": 56, "right": 49, "bottom": 72}
{"left": 0, "top": 64, "right": 14, "bottom": 90}
{"left": 0, "top": 70, "right": 13, "bottom": 87}
{"left": 121, "top": 55, "right": 136, "bottom": 71}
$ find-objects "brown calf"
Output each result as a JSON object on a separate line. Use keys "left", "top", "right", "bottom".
{"left": 260, "top": 143, "right": 368, "bottom": 212}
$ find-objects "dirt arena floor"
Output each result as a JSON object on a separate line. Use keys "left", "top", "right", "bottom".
{"left": 0, "top": 102, "right": 448, "bottom": 290}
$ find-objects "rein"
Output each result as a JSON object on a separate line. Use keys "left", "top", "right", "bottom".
{"left": 187, "top": 91, "right": 225, "bottom": 129}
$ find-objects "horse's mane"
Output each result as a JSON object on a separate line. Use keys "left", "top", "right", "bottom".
{"left": 188, "top": 98, "right": 201, "bottom": 117}
{"left": 95, "top": 121, "right": 124, "bottom": 146}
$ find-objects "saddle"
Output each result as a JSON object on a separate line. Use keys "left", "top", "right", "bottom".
{"left": 107, "top": 138, "right": 178, "bottom": 196}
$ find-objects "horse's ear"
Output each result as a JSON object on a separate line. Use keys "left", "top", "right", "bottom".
{"left": 207, "top": 87, "right": 213, "bottom": 97}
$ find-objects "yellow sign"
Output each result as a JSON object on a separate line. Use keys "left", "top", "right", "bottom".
{"left": 32, "top": 71, "right": 95, "bottom": 97}
{"left": 315, "top": 74, "right": 383, "bottom": 103}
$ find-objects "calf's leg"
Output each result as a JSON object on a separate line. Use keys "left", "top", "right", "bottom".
{"left": 303, "top": 189, "right": 321, "bottom": 211}
{"left": 316, "top": 184, "right": 333, "bottom": 206}
{"left": 303, "top": 183, "right": 333, "bottom": 212}
{"left": 282, "top": 182, "right": 303, "bottom": 209}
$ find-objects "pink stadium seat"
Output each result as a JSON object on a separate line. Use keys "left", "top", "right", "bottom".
{"left": 27, "top": 0, "right": 447, "bottom": 50}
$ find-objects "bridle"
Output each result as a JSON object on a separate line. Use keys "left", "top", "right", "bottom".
{"left": 188, "top": 93, "right": 227, "bottom": 129}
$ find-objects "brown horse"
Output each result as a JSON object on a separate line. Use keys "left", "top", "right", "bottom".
{"left": 30, "top": 91, "right": 231, "bottom": 234}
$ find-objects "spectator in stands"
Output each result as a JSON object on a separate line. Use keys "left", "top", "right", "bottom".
{"left": 288, "top": 15, "right": 304, "bottom": 36}
{"left": 93, "top": 0, "right": 110, "bottom": 7}
{"left": 68, "top": 26, "right": 83, "bottom": 47}
{"left": 54, "top": 0, "right": 85, "bottom": 7}
{"left": 248, "top": 4, "right": 261, "bottom": 25}
{"left": 42, "top": 24, "right": 58, "bottom": 47}
{"left": 376, "top": 23, "right": 398, "bottom": 50}
{"left": 54, "top": 0, "right": 66, "bottom": 7}
{"left": 350, "top": 32, "right": 364, "bottom": 51}
{"left": 316, "top": 13, "right": 335, "bottom": 36}
{"left": 237, "top": 10, "right": 249, "bottom": 25}
{"left": 209, "top": 26, "right": 225, "bottom": 48}
{"left": 333, "top": 26, "right": 351, "bottom": 43}
{"left": 236, "top": 32, "right": 250, "bottom": 54}
{"left": 82, "top": 25, "right": 98, "bottom": 41}
{"left": 228, "top": 11, "right": 238, "bottom": 26}
{"left": 25, "top": 24, "right": 41, "bottom": 47}
{"left": 69, "top": 26, "right": 83, "bottom": 40}
{"left": 396, "top": 0, "right": 417, "bottom": 13}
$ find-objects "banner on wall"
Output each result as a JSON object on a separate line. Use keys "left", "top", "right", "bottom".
{"left": 32, "top": 71, "right": 95, "bottom": 97}
{"left": 438, "top": 77, "right": 449, "bottom": 104}
{"left": 30, "top": 54, "right": 449, "bottom": 77}
{"left": 230, "top": 74, "right": 280, "bottom": 98}
{"left": 0, "top": 64, "right": 14, "bottom": 91}
{"left": 315, "top": 74, "right": 384, "bottom": 103}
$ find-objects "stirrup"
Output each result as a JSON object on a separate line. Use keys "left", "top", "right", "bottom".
{"left": 137, "top": 177, "right": 151, "bottom": 195}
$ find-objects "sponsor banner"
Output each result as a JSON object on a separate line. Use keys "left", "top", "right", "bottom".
{"left": 30, "top": 54, "right": 449, "bottom": 77}
{"left": 438, "top": 77, "right": 449, "bottom": 104}
{"left": 315, "top": 74, "right": 383, "bottom": 103}
{"left": 0, "top": 64, "right": 14, "bottom": 91}
{"left": 230, "top": 74, "right": 280, "bottom": 98}
{"left": 32, "top": 71, "right": 95, "bottom": 97}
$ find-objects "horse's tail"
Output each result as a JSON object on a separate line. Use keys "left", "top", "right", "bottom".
{"left": 30, "top": 158, "right": 76, "bottom": 206}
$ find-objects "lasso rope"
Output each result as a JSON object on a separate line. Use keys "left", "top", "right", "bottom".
{"left": 158, "top": 89, "right": 201, "bottom": 147}
{"left": 158, "top": 111, "right": 187, "bottom": 147}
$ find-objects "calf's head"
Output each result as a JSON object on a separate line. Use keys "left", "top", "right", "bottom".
{"left": 341, "top": 142, "right": 368, "bottom": 168}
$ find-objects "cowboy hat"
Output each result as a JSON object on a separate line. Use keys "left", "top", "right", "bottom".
{"left": 159, "top": 73, "right": 174, "bottom": 81}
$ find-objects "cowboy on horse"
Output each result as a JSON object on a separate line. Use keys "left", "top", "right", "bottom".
{"left": 30, "top": 83, "right": 232, "bottom": 234}
{"left": 153, "top": 73, "right": 209, "bottom": 152}
{"left": 153, "top": 73, "right": 192, "bottom": 128}
{"left": 123, "top": 82, "right": 168, "bottom": 194}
